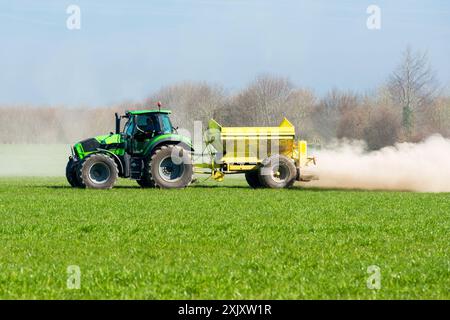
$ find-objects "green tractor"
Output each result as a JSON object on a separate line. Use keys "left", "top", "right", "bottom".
{"left": 66, "top": 108, "right": 194, "bottom": 189}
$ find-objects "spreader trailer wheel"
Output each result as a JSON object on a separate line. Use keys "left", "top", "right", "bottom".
{"left": 258, "top": 154, "right": 297, "bottom": 189}
{"left": 245, "top": 169, "right": 265, "bottom": 189}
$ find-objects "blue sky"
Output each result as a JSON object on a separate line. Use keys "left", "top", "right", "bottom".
{"left": 0, "top": 0, "right": 449, "bottom": 106}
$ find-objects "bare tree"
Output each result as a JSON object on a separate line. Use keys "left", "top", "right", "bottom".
{"left": 418, "top": 95, "right": 450, "bottom": 138}
{"left": 337, "top": 97, "right": 369, "bottom": 141}
{"left": 284, "top": 88, "right": 316, "bottom": 138}
{"left": 388, "top": 46, "right": 439, "bottom": 136}
{"left": 363, "top": 107, "right": 400, "bottom": 150}
{"left": 148, "top": 81, "right": 225, "bottom": 131}
{"left": 312, "top": 89, "right": 360, "bottom": 141}
{"left": 231, "top": 75, "right": 293, "bottom": 126}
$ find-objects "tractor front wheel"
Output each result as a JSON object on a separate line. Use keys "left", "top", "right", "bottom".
{"left": 78, "top": 154, "right": 119, "bottom": 189}
{"left": 66, "top": 158, "right": 84, "bottom": 188}
{"left": 143, "top": 144, "right": 193, "bottom": 189}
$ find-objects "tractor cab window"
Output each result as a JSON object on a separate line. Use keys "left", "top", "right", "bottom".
{"left": 136, "top": 115, "right": 157, "bottom": 133}
{"left": 159, "top": 114, "right": 173, "bottom": 134}
{"left": 123, "top": 117, "right": 134, "bottom": 136}
{"left": 134, "top": 113, "right": 173, "bottom": 135}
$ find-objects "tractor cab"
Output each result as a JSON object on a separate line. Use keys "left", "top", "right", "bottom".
{"left": 117, "top": 110, "right": 177, "bottom": 157}
{"left": 119, "top": 110, "right": 175, "bottom": 139}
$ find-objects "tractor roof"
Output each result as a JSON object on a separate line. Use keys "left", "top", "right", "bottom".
{"left": 127, "top": 109, "right": 171, "bottom": 115}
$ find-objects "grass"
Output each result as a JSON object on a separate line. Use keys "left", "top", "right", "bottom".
{"left": 0, "top": 177, "right": 449, "bottom": 299}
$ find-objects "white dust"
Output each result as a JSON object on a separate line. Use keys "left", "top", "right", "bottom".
{"left": 306, "top": 135, "right": 450, "bottom": 192}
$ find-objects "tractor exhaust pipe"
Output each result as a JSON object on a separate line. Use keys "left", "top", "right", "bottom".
{"left": 115, "top": 113, "right": 121, "bottom": 134}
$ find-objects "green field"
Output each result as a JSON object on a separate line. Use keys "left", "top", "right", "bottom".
{"left": 0, "top": 177, "right": 448, "bottom": 299}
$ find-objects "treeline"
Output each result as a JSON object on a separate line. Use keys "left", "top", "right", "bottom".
{"left": 1, "top": 47, "right": 449, "bottom": 149}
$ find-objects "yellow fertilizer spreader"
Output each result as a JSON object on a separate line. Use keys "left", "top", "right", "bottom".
{"left": 194, "top": 118, "right": 317, "bottom": 188}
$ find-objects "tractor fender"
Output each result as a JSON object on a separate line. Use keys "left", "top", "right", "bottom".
{"left": 95, "top": 149, "right": 125, "bottom": 175}
{"left": 145, "top": 137, "right": 194, "bottom": 157}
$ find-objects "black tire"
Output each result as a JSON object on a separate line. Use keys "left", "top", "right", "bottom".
{"left": 143, "top": 144, "right": 193, "bottom": 189}
{"left": 245, "top": 169, "right": 264, "bottom": 189}
{"left": 258, "top": 155, "right": 297, "bottom": 189}
{"left": 66, "top": 159, "right": 83, "bottom": 188}
{"left": 78, "top": 153, "right": 118, "bottom": 189}
{"left": 136, "top": 179, "right": 154, "bottom": 188}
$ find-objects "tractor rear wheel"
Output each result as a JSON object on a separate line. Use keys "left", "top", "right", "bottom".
{"left": 258, "top": 155, "right": 297, "bottom": 189}
{"left": 78, "top": 153, "right": 118, "bottom": 189}
{"left": 66, "top": 158, "right": 83, "bottom": 188}
{"left": 143, "top": 144, "right": 193, "bottom": 189}
{"left": 245, "top": 169, "right": 264, "bottom": 188}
